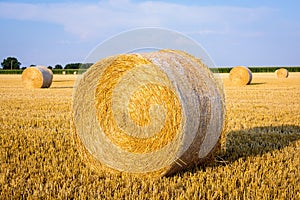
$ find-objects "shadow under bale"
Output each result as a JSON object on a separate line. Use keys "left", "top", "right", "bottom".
{"left": 176, "top": 125, "right": 300, "bottom": 176}
{"left": 220, "top": 125, "right": 300, "bottom": 163}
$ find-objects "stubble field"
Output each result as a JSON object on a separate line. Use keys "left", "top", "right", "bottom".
{"left": 0, "top": 73, "right": 300, "bottom": 199}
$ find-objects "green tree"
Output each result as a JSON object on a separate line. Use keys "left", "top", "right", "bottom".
{"left": 80, "top": 63, "right": 94, "bottom": 69}
{"left": 1, "top": 57, "right": 21, "bottom": 70}
{"left": 64, "top": 63, "right": 81, "bottom": 69}
{"left": 54, "top": 64, "right": 63, "bottom": 69}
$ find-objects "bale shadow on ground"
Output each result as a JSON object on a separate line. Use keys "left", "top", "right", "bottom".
{"left": 249, "top": 82, "right": 266, "bottom": 85}
{"left": 50, "top": 86, "right": 74, "bottom": 89}
{"left": 219, "top": 125, "right": 300, "bottom": 163}
{"left": 52, "top": 80, "right": 74, "bottom": 83}
{"left": 179, "top": 125, "right": 300, "bottom": 176}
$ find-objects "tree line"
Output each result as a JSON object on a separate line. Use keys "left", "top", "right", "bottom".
{"left": 2, "top": 56, "right": 300, "bottom": 73}
{"left": 1, "top": 57, "right": 93, "bottom": 70}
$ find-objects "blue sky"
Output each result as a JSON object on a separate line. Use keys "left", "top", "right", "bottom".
{"left": 0, "top": 0, "right": 300, "bottom": 68}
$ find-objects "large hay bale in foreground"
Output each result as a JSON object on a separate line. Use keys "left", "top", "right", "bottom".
{"left": 22, "top": 66, "right": 53, "bottom": 88}
{"left": 72, "top": 49, "right": 225, "bottom": 177}
{"left": 275, "top": 68, "right": 289, "bottom": 78}
{"left": 229, "top": 66, "right": 252, "bottom": 86}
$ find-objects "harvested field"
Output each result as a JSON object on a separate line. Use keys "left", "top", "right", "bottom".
{"left": 0, "top": 73, "right": 300, "bottom": 199}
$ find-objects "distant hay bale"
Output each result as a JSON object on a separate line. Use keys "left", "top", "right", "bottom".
{"left": 72, "top": 49, "right": 225, "bottom": 177}
{"left": 62, "top": 71, "right": 66, "bottom": 75}
{"left": 229, "top": 66, "right": 252, "bottom": 86}
{"left": 21, "top": 66, "right": 53, "bottom": 89}
{"left": 275, "top": 68, "right": 289, "bottom": 78}
{"left": 73, "top": 71, "right": 77, "bottom": 75}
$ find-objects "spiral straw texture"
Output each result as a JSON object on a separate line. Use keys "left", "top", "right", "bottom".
{"left": 73, "top": 49, "right": 225, "bottom": 176}
{"left": 229, "top": 66, "right": 252, "bottom": 86}
{"left": 21, "top": 66, "right": 53, "bottom": 89}
{"left": 275, "top": 68, "right": 289, "bottom": 78}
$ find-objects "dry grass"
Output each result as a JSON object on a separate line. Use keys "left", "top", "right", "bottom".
{"left": 1, "top": 73, "right": 300, "bottom": 199}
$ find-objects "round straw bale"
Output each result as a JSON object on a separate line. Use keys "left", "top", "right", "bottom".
{"left": 275, "top": 68, "right": 289, "bottom": 78}
{"left": 72, "top": 49, "right": 225, "bottom": 176}
{"left": 21, "top": 66, "right": 53, "bottom": 89}
{"left": 229, "top": 66, "right": 252, "bottom": 86}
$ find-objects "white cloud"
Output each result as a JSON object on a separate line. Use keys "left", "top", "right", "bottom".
{"left": 0, "top": 1, "right": 275, "bottom": 40}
